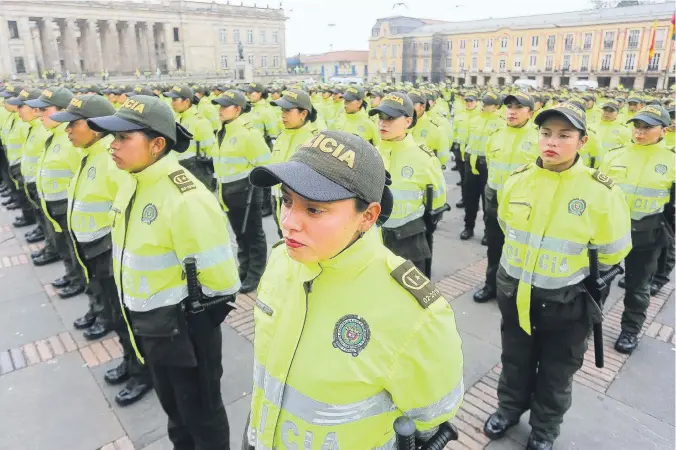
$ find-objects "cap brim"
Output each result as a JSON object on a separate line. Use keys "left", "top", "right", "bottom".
{"left": 24, "top": 99, "right": 52, "bottom": 108}
{"left": 503, "top": 95, "right": 532, "bottom": 107}
{"left": 464, "top": 97, "right": 477, "bottom": 102}
{"left": 0, "top": 92, "right": 16, "bottom": 98}
{"left": 50, "top": 111, "right": 87, "bottom": 123}
{"left": 367, "top": 104, "right": 406, "bottom": 118}
{"left": 163, "top": 92, "right": 181, "bottom": 99}
{"left": 601, "top": 104, "right": 619, "bottom": 111}
{"left": 242, "top": 86, "right": 257, "bottom": 93}
{"left": 5, "top": 97, "right": 24, "bottom": 106}
{"left": 250, "top": 161, "right": 356, "bottom": 203}
{"left": 626, "top": 115, "right": 664, "bottom": 126}
{"left": 270, "top": 98, "right": 298, "bottom": 109}
{"left": 86, "top": 115, "right": 147, "bottom": 133}
{"left": 343, "top": 93, "right": 362, "bottom": 102}
{"left": 212, "top": 97, "right": 239, "bottom": 107}
{"left": 534, "top": 109, "right": 585, "bottom": 132}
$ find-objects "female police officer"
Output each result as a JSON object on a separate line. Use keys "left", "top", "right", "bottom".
{"left": 87, "top": 95, "right": 240, "bottom": 450}
{"left": 483, "top": 103, "right": 632, "bottom": 450}
{"left": 245, "top": 130, "right": 464, "bottom": 450}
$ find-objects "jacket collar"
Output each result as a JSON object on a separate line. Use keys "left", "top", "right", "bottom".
{"left": 50, "top": 122, "right": 68, "bottom": 137}
{"left": 132, "top": 151, "right": 178, "bottom": 185}
{"left": 177, "top": 105, "right": 196, "bottom": 122}
{"left": 82, "top": 134, "right": 114, "bottom": 156}
{"left": 224, "top": 114, "right": 249, "bottom": 131}
{"left": 534, "top": 154, "right": 587, "bottom": 180}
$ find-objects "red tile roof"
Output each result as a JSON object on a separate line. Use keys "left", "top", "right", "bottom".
{"left": 300, "top": 51, "right": 369, "bottom": 64}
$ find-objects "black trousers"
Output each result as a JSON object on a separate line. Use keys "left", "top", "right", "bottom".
{"left": 622, "top": 244, "right": 662, "bottom": 334}
{"left": 43, "top": 208, "right": 85, "bottom": 286}
{"left": 146, "top": 325, "right": 230, "bottom": 450}
{"left": 462, "top": 158, "right": 487, "bottom": 230}
{"left": 496, "top": 284, "right": 590, "bottom": 441}
{"left": 10, "top": 165, "right": 34, "bottom": 221}
{"left": 223, "top": 187, "right": 267, "bottom": 283}
{"left": 452, "top": 143, "right": 465, "bottom": 193}
{"left": 483, "top": 209, "right": 504, "bottom": 291}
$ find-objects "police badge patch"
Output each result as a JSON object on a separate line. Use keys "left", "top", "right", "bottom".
{"left": 332, "top": 314, "right": 371, "bottom": 357}
{"left": 401, "top": 166, "right": 414, "bottom": 179}
{"left": 52, "top": 144, "right": 60, "bottom": 153}
{"left": 141, "top": 203, "right": 158, "bottom": 224}
{"left": 568, "top": 198, "right": 586, "bottom": 216}
{"left": 655, "top": 164, "right": 667, "bottom": 175}
{"left": 521, "top": 141, "right": 532, "bottom": 151}
{"left": 87, "top": 167, "right": 96, "bottom": 180}
{"left": 357, "top": 125, "right": 365, "bottom": 133}
{"left": 229, "top": 136, "right": 237, "bottom": 145}
{"left": 420, "top": 129, "right": 428, "bottom": 138}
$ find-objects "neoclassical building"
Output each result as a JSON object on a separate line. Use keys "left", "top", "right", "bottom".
{"left": 0, "top": 0, "right": 287, "bottom": 76}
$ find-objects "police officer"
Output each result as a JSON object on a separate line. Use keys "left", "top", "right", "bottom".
{"left": 474, "top": 92, "right": 539, "bottom": 303}
{"left": 49, "top": 94, "right": 153, "bottom": 405}
{"left": 243, "top": 82, "right": 281, "bottom": 147}
{"left": 163, "top": 85, "right": 216, "bottom": 189}
{"left": 462, "top": 92, "right": 505, "bottom": 241}
{"left": 484, "top": 103, "right": 632, "bottom": 450}
{"left": 370, "top": 92, "right": 447, "bottom": 271}
{"left": 591, "top": 99, "right": 631, "bottom": 168}
{"left": 212, "top": 90, "right": 270, "bottom": 294}
{"left": 408, "top": 89, "right": 451, "bottom": 167}
{"left": 329, "top": 85, "right": 380, "bottom": 145}
{"left": 245, "top": 130, "right": 463, "bottom": 450}
{"left": 0, "top": 84, "right": 27, "bottom": 213}
{"left": 88, "top": 95, "right": 240, "bottom": 449}
{"left": 600, "top": 105, "right": 675, "bottom": 354}
{"left": 452, "top": 93, "right": 480, "bottom": 208}
{"left": 192, "top": 84, "right": 220, "bottom": 132}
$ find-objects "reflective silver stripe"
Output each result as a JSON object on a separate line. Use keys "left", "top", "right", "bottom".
{"left": 4, "top": 144, "right": 21, "bottom": 149}
{"left": 22, "top": 156, "right": 39, "bottom": 164}
{"left": 200, "top": 137, "right": 216, "bottom": 147}
{"left": 500, "top": 256, "right": 589, "bottom": 289}
{"left": 504, "top": 225, "right": 586, "bottom": 255}
{"left": 404, "top": 378, "right": 464, "bottom": 422}
{"left": 617, "top": 183, "right": 670, "bottom": 198}
{"left": 186, "top": 244, "right": 234, "bottom": 271}
{"left": 218, "top": 171, "right": 251, "bottom": 183}
{"left": 121, "top": 249, "right": 180, "bottom": 271}
{"left": 74, "top": 226, "right": 111, "bottom": 243}
{"left": 202, "top": 283, "right": 241, "bottom": 297}
{"left": 253, "top": 359, "right": 396, "bottom": 426}
{"left": 72, "top": 200, "right": 113, "bottom": 213}
{"left": 631, "top": 208, "right": 664, "bottom": 221}
{"left": 40, "top": 169, "right": 74, "bottom": 178}
{"left": 391, "top": 189, "right": 423, "bottom": 201}
{"left": 9, "top": 158, "right": 21, "bottom": 166}
{"left": 597, "top": 233, "right": 632, "bottom": 255}
{"left": 214, "top": 156, "right": 249, "bottom": 165}
{"left": 487, "top": 180, "right": 504, "bottom": 190}
{"left": 489, "top": 161, "right": 523, "bottom": 172}
{"left": 123, "top": 285, "right": 188, "bottom": 312}
{"left": 252, "top": 154, "right": 271, "bottom": 165}
{"left": 42, "top": 191, "right": 68, "bottom": 201}
{"left": 382, "top": 209, "right": 424, "bottom": 228}
{"left": 176, "top": 152, "right": 195, "bottom": 161}
{"left": 24, "top": 175, "right": 36, "bottom": 183}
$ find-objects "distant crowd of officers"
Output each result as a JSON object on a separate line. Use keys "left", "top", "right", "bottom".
{"left": 0, "top": 77, "right": 673, "bottom": 450}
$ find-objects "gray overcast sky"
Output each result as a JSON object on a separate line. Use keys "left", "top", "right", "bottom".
{"left": 197, "top": 0, "right": 593, "bottom": 55}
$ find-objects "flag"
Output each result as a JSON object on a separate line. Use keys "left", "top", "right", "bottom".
{"left": 648, "top": 21, "right": 657, "bottom": 61}
{"left": 670, "top": 14, "right": 675, "bottom": 41}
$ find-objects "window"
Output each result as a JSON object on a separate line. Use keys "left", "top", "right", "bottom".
{"left": 655, "top": 29, "right": 666, "bottom": 49}
{"left": 447, "top": 40, "right": 452, "bottom": 51}
{"left": 459, "top": 56, "right": 465, "bottom": 69}
{"left": 515, "top": 37, "right": 523, "bottom": 49}
{"left": 471, "top": 56, "right": 478, "bottom": 69}
{"left": 381, "top": 45, "right": 387, "bottom": 58}
{"left": 623, "top": 53, "right": 636, "bottom": 70}
{"left": 261, "top": 56, "right": 267, "bottom": 68}
{"left": 220, "top": 54, "right": 228, "bottom": 69}
{"left": 499, "top": 59, "right": 506, "bottom": 69}
{"left": 603, "top": 31, "right": 614, "bottom": 50}
{"left": 583, "top": 32, "right": 592, "bottom": 50}
{"left": 273, "top": 56, "right": 279, "bottom": 68}
{"left": 529, "top": 55, "right": 537, "bottom": 68}
{"left": 514, "top": 56, "right": 521, "bottom": 68}
{"left": 247, "top": 30, "right": 253, "bottom": 44}
{"left": 371, "top": 47, "right": 376, "bottom": 58}
{"left": 273, "top": 31, "right": 279, "bottom": 44}
{"left": 600, "top": 54, "right": 612, "bottom": 71}
{"left": 648, "top": 53, "right": 660, "bottom": 71}
{"left": 175, "top": 55, "right": 182, "bottom": 69}
{"left": 234, "top": 29, "right": 240, "bottom": 43}
{"left": 8, "top": 21, "right": 19, "bottom": 39}
{"left": 545, "top": 55, "right": 553, "bottom": 70}
{"left": 460, "top": 40, "right": 466, "bottom": 50}
{"left": 220, "top": 29, "right": 227, "bottom": 43}
{"left": 501, "top": 37, "right": 508, "bottom": 49}
{"left": 473, "top": 39, "right": 479, "bottom": 49}
{"left": 173, "top": 27, "right": 180, "bottom": 42}
{"left": 486, "top": 38, "right": 493, "bottom": 50}
{"left": 580, "top": 55, "right": 589, "bottom": 71}
{"left": 485, "top": 56, "right": 492, "bottom": 69}
{"left": 531, "top": 36, "right": 539, "bottom": 50}
{"left": 248, "top": 55, "right": 255, "bottom": 66}
{"left": 547, "top": 35, "right": 555, "bottom": 51}
{"left": 259, "top": 30, "right": 266, "bottom": 44}
{"left": 391, "top": 44, "right": 397, "bottom": 57}
{"left": 627, "top": 30, "right": 640, "bottom": 49}
{"left": 14, "top": 56, "right": 25, "bottom": 73}
{"left": 423, "top": 42, "right": 430, "bottom": 55}
{"left": 564, "top": 34, "right": 573, "bottom": 51}
{"left": 563, "top": 55, "right": 571, "bottom": 70}
{"left": 445, "top": 57, "right": 452, "bottom": 69}
{"left": 423, "top": 59, "right": 429, "bottom": 72}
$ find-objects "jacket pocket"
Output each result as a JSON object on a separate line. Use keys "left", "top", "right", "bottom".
{"left": 391, "top": 217, "right": 426, "bottom": 240}
{"left": 130, "top": 304, "right": 185, "bottom": 338}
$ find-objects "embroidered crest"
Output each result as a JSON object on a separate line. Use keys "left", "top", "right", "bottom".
{"left": 332, "top": 314, "right": 371, "bottom": 357}
{"left": 390, "top": 260, "right": 442, "bottom": 308}
{"left": 87, "top": 167, "right": 96, "bottom": 180}
{"left": 521, "top": 141, "right": 532, "bottom": 151}
{"left": 357, "top": 125, "right": 365, "bottom": 133}
{"left": 592, "top": 169, "right": 615, "bottom": 189}
{"left": 420, "top": 129, "right": 428, "bottom": 138}
{"left": 168, "top": 169, "right": 196, "bottom": 193}
{"left": 229, "top": 136, "right": 237, "bottom": 145}
{"left": 52, "top": 144, "right": 60, "bottom": 153}
{"left": 141, "top": 203, "right": 158, "bottom": 224}
{"left": 568, "top": 198, "right": 586, "bottom": 216}
{"left": 655, "top": 164, "right": 667, "bottom": 175}
{"left": 401, "top": 166, "right": 414, "bottom": 179}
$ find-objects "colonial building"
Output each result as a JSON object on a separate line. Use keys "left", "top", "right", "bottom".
{"left": 0, "top": 0, "right": 287, "bottom": 77}
{"left": 369, "top": 2, "right": 675, "bottom": 89}
{"left": 297, "top": 50, "right": 369, "bottom": 82}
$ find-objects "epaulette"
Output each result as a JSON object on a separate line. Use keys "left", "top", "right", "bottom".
{"left": 607, "top": 145, "right": 625, "bottom": 153}
{"left": 418, "top": 144, "right": 435, "bottom": 156}
{"left": 510, "top": 163, "right": 531, "bottom": 176}
{"left": 429, "top": 118, "right": 440, "bottom": 128}
{"left": 194, "top": 112, "right": 204, "bottom": 119}
{"left": 244, "top": 122, "right": 254, "bottom": 130}
{"left": 390, "top": 260, "right": 442, "bottom": 309}
{"left": 168, "top": 169, "right": 197, "bottom": 193}
{"left": 592, "top": 169, "right": 615, "bottom": 189}
{"left": 272, "top": 239, "right": 285, "bottom": 249}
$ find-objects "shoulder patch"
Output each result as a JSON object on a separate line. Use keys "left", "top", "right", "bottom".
{"left": 168, "top": 169, "right": 197, "bottom": 193}
{"left": 429, "top": 118, "right": 440, "bottom": 127}
{"left": 418, "top": 144, "right": 435, "bottom": 156}
{"left": 244, "top": 122, "right": 254, "bottom": 130}
{"left": 510, "top": 163, "right": 531, "bottom": 176}
{"left": 592, "top": 169, "right": 615, "bottom": 189}
{"left": 390, "top": 260, "right": 442, "bottom": 309}
{"left": 607, "top": 145, "right": 625, "bottom": 153}
{"left": 271, "top": 239, "right": 285, "bottom": 249}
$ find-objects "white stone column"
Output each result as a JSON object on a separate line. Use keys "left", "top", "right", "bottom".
{"left": 122, "top": 21, "right": 138, "bottom": 73}
{"left": 164, "top": 24, "right": 176, "bottom": 71}
{"left": 60, "top": 18, "right": 81, "bottom": 73}
{"left": 18, "top": 18, "right": 38, "bottom": 74}
{"left": 138, "top": 23, "right": 149, "bottom": 70}
{"left": 147, "top": 23, "right": 158, "bottom": 71}
{"left": 30, "top": 22, "right": 46, "bottom": 75}
{"left": 0, "top": 14, "right": 12, "bottom": 76}
{"left": 81, "top": 20, "right": 101, "bottom": 73}
{"left": 39, "top": 17, "right": 61, "bottom": 71}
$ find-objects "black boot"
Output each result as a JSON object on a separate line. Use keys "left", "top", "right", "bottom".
{"left": 83, "top": 322, "right": 111, "bottom": 340}
{"left": 455, "top": 200, "right": 465, "bottom": 208}
{"left": 526, "top": 433, "right": 554, "bottom": 450}
{"left": 617, "top": 276, "right": 626, "bottom": 289}
{"left": 614, "top": 331, "right": 639, "bottom": 354}
{"left": 32, "top": 252, "right": 60, "bottom": 266}
{"left": 25, "top": 230, "right": 45, "bottom": 243}
{"left": 13, "top": 216, "right": 36, "bottom": 228}
{"left": 1, "top": 196, "right": 16, "bottom": 206}
{"left": 650, "top": 281, "right": 663, "bottom": 296}
{"left": 460, "top": 228, "right": 474, "bottom": 240}
{"left": 483, "top": 412, "right": 519, "bottom": 440}
{"left": 481, "top": 235, "right": 488, "bottom": 246}
{"left": 104, "top": 361, "right": 130, "bottom": 386}
{"left": 73, "top": 311, "right": 97, "bottom": 330}
{"left": 57, "top": 284, "right": 85, "bottom": 299}
{"left": 115, "top": 377, "right": 152, "bottom": 407}
{"left": 51, "top": 277, "right": 70, "bottom": 288}
{"left": 6, "top": 201, "right": 20, "bottom": 210}
{"left": 473, "top": 285, "right": 496, "bottom": 303}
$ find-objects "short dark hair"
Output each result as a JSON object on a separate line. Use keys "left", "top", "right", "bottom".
{"left": 140, "top": 129, "right": 173, "bottom": 152}
{"left": 354, "top": 198, "right": 370, "bottom": 212}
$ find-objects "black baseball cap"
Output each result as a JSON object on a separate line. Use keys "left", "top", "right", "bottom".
{"left": 627, "top": 96, "right": 643, "bottom": 104}
{"left": 270, "top": 89, "right": 314, "bottom": 111}
{"left": 407, "top": 89, "right": 427, "bottom": 105}
{"left": 463, "top": 93, "right": 478, "bottom": 102}
{"left": 87, "top": 95, "right": 193, "bottom": 152}
{"left": 50, "top": 95, "right": 116, "bottom": 122}
{"left": 111, "top": 85, "right": 130, "bottom": 95}
{"left": 534, "top": 102, "right": 587, "bottom": 134}
{"left": 25, "top": 87, "right": 74, "bottom": 109}
{"left": 368, "top": 92, "right": 414, "bottom": 118}
{"left": 242, "top": 82, "right": 265, "bottom": 93}
{"left": 6, "top": 89, "right": 41, "bottom": 106}
{"left": 163, "top": 85, "right": 194, "bottom": 100}
{"left": 482, "top": 92, "right": 501, "bottom": 106}
{"left": 343, "top": 86, "right": 365, "bottom": 102}
{"left": 601, "top": 100, "right": 620, "bottom": 111}
{"left": 128, "top": 85, "right": 156, "bottom": 97}
{"left": 0, "top": 84, "right": 24, "bottom": 98}
{"left": 503, "top": 92, "right": 535, "bottom": 109}
{"left": 627, "top": 105, "right": 671, "bottom": 127}
{"left": 250, "top": 131, "right": 393, "bottom": 223}
{"left": 212, "top": 90, "right": 251, "bottom": 112}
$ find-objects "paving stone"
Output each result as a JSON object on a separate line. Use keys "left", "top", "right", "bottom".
{"left": 0, "top": 291, "right": 64, "bottom": 349}
{"left": 655, "top": 290, "right": 675, "bottom": 328}
{"left": 457, "top": 331, "right": 501, "bottom": 388}
{"left": 0, "top": 264, "right": 48, "bottom": 303}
